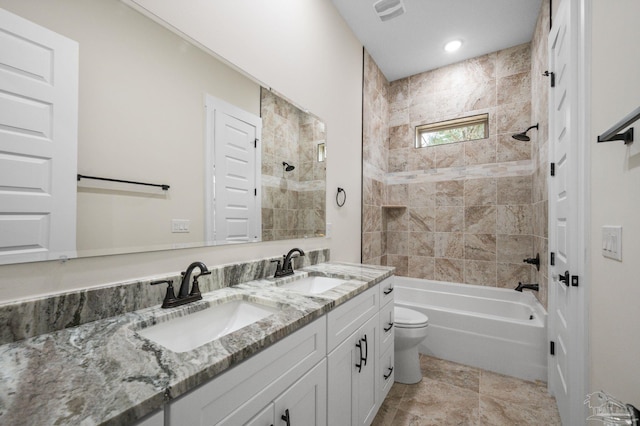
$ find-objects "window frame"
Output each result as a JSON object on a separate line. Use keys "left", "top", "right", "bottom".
{"left": 414, "top": 113, "right": 489, "bottom": 148}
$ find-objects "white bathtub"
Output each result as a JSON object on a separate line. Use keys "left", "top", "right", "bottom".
{"left": 394, "top": 276, "right": 547, "bottom": 382}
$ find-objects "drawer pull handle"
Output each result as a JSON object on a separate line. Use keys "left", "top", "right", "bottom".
{"left": 383, "top": 287, "right": 394, "bottom": 295}
{"left": 355, "top": 339, "right": 364, "bottom": 373}
{"left": 384, "top": 322, "right": 394, "bottom": 332}
{"left": 384, "top": 366, "right": 394, "bottom": 380}
{"left": 281, "top": 408, "right": 290, "bottom": 426}
{"left": 362, "top": 335, "right": 368, "bottom": 366}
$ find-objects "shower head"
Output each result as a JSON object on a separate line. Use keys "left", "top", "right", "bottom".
{"left": 512, "top": 124, "right": 539, "bottom": 141}
{"left": 282, "top": 162, "right": 295, "bottom": 172}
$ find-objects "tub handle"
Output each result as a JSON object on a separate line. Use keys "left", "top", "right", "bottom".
{"left": 384, "top": 322, "right": 394, "bottom": 332}
{"left": 355, "top": 339, "right": 364, "bottom": 372}
{"left": 383, "top": 287, "right": 394, "bottom": 295}
{"left": 383, "top": 366, "right": 394, "bottom": 380}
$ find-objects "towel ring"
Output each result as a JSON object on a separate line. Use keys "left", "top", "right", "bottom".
{"left": 336, "top": 187, "right": 346, "bottom": 207}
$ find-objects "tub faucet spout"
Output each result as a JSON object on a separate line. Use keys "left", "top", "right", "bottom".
{"left": 515, "top": 282, "right": 539, "bottom": 292}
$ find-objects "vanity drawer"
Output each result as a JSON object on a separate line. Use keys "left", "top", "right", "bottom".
{"left": 379, "top": 276, "right": 395, "bottom": 307}
{"left": 327, "top": 285, "right": 378, "bottom": 352}
{"left": 377, "top": 345, "right": 394, "bottom": 404}
{"left": 378, "top": 299, "right": 394, "bottom": 358}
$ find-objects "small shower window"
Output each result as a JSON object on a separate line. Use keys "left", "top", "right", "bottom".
{"left": 415, "top": 113, "right": 489, "bottom": 148}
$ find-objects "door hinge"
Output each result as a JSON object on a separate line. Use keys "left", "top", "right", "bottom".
{"left": 254, "top": 188, "right": 257, "bottom": 196}
{"left": 254, "top": 138, "right": 258, "bottom": 148}
{"left": 550, "top": 252, "right": 555, "bottom": 266}
{"left": 550, "top": 341, "right": 555, "bottom": 356}
{"left": 544, "top": 70, "right": 555, "bottom": 87}
{"left": 550, "top": 162, "right": 555, "bottom": 176}
{"left": 571, "top": 275, "right": 579, "bottom": 287}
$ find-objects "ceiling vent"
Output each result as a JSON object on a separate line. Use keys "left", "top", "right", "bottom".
{"left": 373, "top": 0, "right": 405, "bottom": 22}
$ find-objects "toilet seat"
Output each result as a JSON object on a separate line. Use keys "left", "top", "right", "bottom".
{"left": 394, "top": 306, "right": 428, "bottom": 329}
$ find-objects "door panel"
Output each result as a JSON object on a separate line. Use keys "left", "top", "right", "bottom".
{"left": 548, "top": 1, "right": 585, "bottom": 423}
{"left": 0, "top": 8, "right": 78, "bottom": 264}
{"left": 204, "top": 95, "right": 261, "bottom": 245}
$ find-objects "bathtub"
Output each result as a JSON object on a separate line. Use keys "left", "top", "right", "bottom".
{"left": 394, "top": 276, "right": 547, "bottom": 382}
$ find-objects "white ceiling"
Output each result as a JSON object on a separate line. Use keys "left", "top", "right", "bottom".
{"left": 331, "top": 0, "right": 543, "bottom": 82}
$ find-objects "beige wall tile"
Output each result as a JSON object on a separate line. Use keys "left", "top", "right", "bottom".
{"left": 497, "top": 175, "right": 532, "bottom": 204}
{"left": 385, "top": 207, "right": 409, "bottom": 232}
{"left": 465, "top": 206, "right": 497, "bottom": 234}
{"left": 464, "top": 178, "right": 497, "bottom": 206}
{"left": 409, "top": 182, "right": 436, "bottom": 207}
{"left": 408, "top": 256, "right": 435, "bottom": 279}
{"left": 465, "top": 137, "right": 497, "bottom": 165}
{"left": 409, "top": 232, "right": 435, "bottom": 257}
{"left": 387, "top": 231, "right": 408, "bottom": 255}
{"left": 496, "top": 43, "right": 531, "bottom": 78}
{"left": 497, "top": 263, "right": 532, "bottom": 289}
{"left": 435, "top": 232, "right": 464, "bottom": 259}
{"left": 409, "top": 207, "right": 435, "bottom": 232}
{"left": 465, "top": 260, "right": 497, "bottom": 286}
{"left": 496, "top": 234, "right": 533, "bottom": 264}
{"left": 436, "top": 206, "right": 464, "bottom": 232}
{"left": 436, "top": 180, "right": 465, "bottom": 206}
{"left": 496, "top": 205, "right": 532, "bottom": 235}
{"left": 435, "top": 258, "right": 465, "bottom": 282}
{"left": 496, "top": 134, "right": 532, "bottom": 162}
{"left": 464, "top": 234, "right": 497, "bottom": 261}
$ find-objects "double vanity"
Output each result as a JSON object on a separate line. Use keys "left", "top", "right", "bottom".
{"left": 0, "top": 253, "right": 394, "bottom": 426}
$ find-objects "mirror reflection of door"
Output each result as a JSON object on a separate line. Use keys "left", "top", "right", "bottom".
{"left": 204, "top": 95, "right": 262, "bottom": 245}
{"left": 0, "top": 8, "right": 78, "bottom": 265}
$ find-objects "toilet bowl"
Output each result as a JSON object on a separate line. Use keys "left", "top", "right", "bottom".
{"left": 394, "top": 306, "right": 429, "bottom": 384}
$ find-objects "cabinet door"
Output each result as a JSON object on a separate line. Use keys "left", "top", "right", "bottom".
{"left": 354, "top": 315, "right": 378, "bottom": 426}
{"left": 327, "top": 314, "right": 378, "bottom": 426}
{"left": 327, "top": 332, "right": 358, "bottom": 426}
{"left": 274, "top": 360, "right": 327, "bottom": 426}
{"left": 245, "top": 403, "right": 274, "bottom": 426}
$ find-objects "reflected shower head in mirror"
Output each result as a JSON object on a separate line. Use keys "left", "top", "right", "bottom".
{"left": 282, "top": 162, "right": 295, "bottom": 172}
{"left": 512, "top": 123, "right": 539, "bottom": 141}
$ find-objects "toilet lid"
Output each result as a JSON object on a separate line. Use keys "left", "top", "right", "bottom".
{"left": 394, "top": 306, "right": 428, "bottom": 328}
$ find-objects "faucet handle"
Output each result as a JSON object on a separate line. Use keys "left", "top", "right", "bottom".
{"left": 151, "top": 280, "right": 178, "bottom": 308}
{"left": 191, "top": 271, "right": 211, "bottom": 296}
{"left": 271, "top": 259, "right": 283, "bottom": 277}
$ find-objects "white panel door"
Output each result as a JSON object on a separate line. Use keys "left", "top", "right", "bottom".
{"left": 0, "top": 9, "right": 78, "bottom": 264}
{"left": 204, "top": 95, "right": 261, "bottom": 245}
{"left": 548, "top": 1, "right": 586, "bottom": 424}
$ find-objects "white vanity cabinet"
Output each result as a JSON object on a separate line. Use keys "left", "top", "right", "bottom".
{"left": 161, "top": 276, "right": 395, "bottom": 426}
{"left": 377, "top": 277, "right": 395, "bottom": 403}
{"left": 166, "top": 316, "right": 326, "bottom": 426}
{"left": 327, "top": 285, "right": 380, "bottom": 426}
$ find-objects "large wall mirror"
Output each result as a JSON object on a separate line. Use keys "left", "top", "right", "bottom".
{"left": 0, "top": 0, "right": 326, "bottom": 264}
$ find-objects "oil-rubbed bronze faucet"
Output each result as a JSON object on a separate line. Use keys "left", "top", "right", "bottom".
{"left": 151, "top": 261, "right": 211, "bottom": 308}
{"left": 271, "top": 248, "right": 305, "bottom": 278}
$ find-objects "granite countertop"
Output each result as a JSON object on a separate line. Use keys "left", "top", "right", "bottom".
{"left": 0, "top": 262, "right": 393, "bottom": 426}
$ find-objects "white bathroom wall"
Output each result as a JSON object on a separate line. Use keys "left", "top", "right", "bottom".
{"left": 0, "top": 0, "right": 363, "bottom": 302}
{"left": 589, "top": 0, "right": 640, "bottom": 407}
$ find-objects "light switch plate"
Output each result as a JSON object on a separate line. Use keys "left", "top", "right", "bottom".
{"left": 602, "top": 225, "right": 622, "bottom": 261}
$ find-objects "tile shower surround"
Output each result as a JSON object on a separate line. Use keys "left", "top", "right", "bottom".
{"left": 363, "top": 33, "right": 549, "bottom": 307}
{"left": 0, "top": 248, "right": 329, "bottom": 345}
{"left": 261, "top": 89, "right": 326, "bottom": 241}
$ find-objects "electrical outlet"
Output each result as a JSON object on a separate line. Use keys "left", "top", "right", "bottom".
{"left": 171, "top": 219, "right": 190, "bottom": 233}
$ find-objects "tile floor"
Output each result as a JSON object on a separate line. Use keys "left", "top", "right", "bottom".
{"left": 373, "top": 355, "right": 562, "bottom": 425}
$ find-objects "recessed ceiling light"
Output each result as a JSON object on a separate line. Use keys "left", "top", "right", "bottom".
{"left": 444, "top": 40, "right": 462, "bottom": 52}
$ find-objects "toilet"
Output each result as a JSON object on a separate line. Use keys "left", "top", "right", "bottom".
{"left": 394, "top": 306, "right": 429, "bottom": 384}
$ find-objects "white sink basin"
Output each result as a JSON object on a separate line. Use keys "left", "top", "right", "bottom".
{"left": 280, "top": 276, "right": 345, "bottom": 294}
{"left": 137, "top": 299, "right": 280, "bottom": 353}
